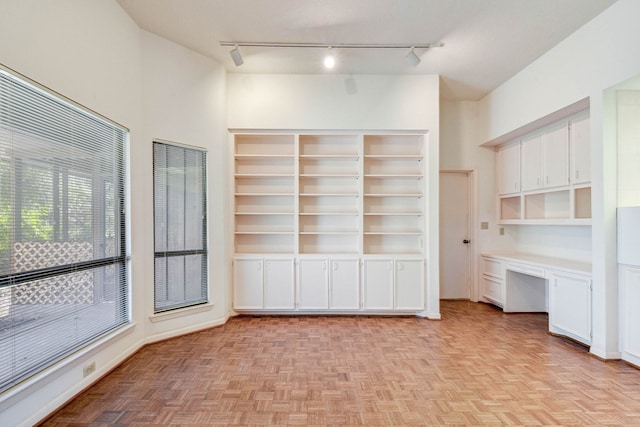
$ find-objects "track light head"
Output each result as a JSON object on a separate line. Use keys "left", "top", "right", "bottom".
{"left": 230, "top": 45, "right": 244, "bottom": 67}
{"left": 406, "top": 47, "right": 421, "bottom": 67}
{"left": 324, "top": 47, "right": 335, "bottom": 69}
{"left": 345, "top": 75, "right": 358, "bottom": 95}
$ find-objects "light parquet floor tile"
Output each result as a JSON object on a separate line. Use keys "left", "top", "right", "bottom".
{"left": 40, "top": 301, "right": 640, "bottom": 426}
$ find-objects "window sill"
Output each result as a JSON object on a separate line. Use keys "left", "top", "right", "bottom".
{"left": 149, "top": 303, "right": 215, "bottom": 323}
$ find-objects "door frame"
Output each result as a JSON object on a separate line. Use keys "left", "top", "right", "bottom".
{"left": 439, "top": 169, "right": 479, "bottom": 302}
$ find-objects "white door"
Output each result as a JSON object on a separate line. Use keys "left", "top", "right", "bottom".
{"left": 298, "top": 258, "right": 329, "bottom": 309}
{"left": 439, "top": 172, "right": 471, "bottom": 299}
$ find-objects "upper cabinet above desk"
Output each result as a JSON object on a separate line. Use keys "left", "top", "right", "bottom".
{"left": 495, "top": 111, "right": 591, "bottom": 225}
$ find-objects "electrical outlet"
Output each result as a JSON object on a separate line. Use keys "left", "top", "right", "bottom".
{"left": 499, "top": 227, "right": 505, "bottom": 236}
{"left": 480, "top": 222, "right": 489, "bottom": 230}
{"left": 83, "top": 361, "right": 96, "bottom": 377}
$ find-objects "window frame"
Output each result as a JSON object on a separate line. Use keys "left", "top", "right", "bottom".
{"left": 0, "top": 66, "right": 130, "bottom": 392}
{"left": 152, "top": 140, "right": 209, "bottom": 313}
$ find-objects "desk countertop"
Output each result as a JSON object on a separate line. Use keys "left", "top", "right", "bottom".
{"left": 481, "top": 252, "right": 591, "bottom": 275}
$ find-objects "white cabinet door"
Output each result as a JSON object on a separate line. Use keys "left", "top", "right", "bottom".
{"left": 329, "top": 259, "right": 360, "bottom": 310}
{"left": 233, "top": 259, "right": 264, "bottom": 309}
{"left": 497, "top": 142, "right": 521, "bottom": 195}
{"left": 264, "top": 259, "right": 295, "bottom": 309}
{"left": 542, "top": 123, "right": 569, "bottom": 189}
{"left": 621, "top": 266, "right": 640, "bottom": 365}
{"left": 482, "top": 276, "right": 503, "bottom": 306}
{"left": 570, "top": 115, "right": 590, "bottom": 184}
{"left": 298, "top": 258, "right": 329, "bottom": 309}
{"left": 363, "top": 259, "right": 394, "bottom": 310}
{"left": 395, "top": 259, "right": 424, "bottom": 310}
{"left": 549, "top": 270, "right": 591, "bottom": 345}
{"left": 521, "top": 134, "right": 543, "bottom": 191}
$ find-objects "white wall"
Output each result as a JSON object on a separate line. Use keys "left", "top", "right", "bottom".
{"left": 0, "top": 1, "right": 144, "bottom": 425}
{"left": 0, "top": 2, "right": 229, "bottom": 426}
{"left": 617, "top": 89, "right": 640, "bottom": 206}
{"left": 228, "top": 74, "right": 438, "bottom": 130}
{"left": 228, "top": 73, "right": 441, "bottom": 318}
{"left": 440, "top": 100, "right": 516, "bottom": 254}
{"left": 476, "top": 0, "right": 640, "bottom": 359}
{"left": 140, "top": 32, "right": 231, "bottom": 341}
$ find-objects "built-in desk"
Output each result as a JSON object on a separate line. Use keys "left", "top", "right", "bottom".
{"left": 481, "top": 253, "right": 592, "bottom": 346}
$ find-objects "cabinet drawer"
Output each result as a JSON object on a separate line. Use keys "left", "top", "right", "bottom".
{"left": 481, "top": 257, "right": 503, "bottom": 279}
{"left": 506, "top": 262, "right": 545, "bottom": 278}
{"left": 482, "top": 276, "right": 503, "bottom": 305}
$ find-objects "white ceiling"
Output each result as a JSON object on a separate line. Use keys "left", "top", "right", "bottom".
{"left": 117, "top": 0, "right": 617, "bottom": 100}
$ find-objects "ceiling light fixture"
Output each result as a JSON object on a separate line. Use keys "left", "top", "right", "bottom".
{"left": 229, "top": 45, "right": 244, "bottom": 67}
{"left": 220, "top": 41, "right": 443, "bottom": 68}
{"left": 220, "top": 41, "right": 443, "bottom": 49}
{"left": 406, "top": 47, "right": 421, "bottom": 67}
{"left": 324, "top": 47, "right": 335, "bottom": 69}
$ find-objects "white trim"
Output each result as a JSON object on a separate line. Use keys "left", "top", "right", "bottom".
{"left": 153, "top": 138, "right": 208, "bottom": 152}
{"left": 149, "top": 303, "right": 215, "bottom": 323}
{"left": 0, "top": 64, "right": 128, "bottom": 132}
{"left": 145, "top": 313, "right": 232, "bottom": 344}
{"left": 228, "top": 128, "right": 430, "bottom": 135}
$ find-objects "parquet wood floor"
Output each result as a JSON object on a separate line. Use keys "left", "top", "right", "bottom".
{"left": 41, "top": 301, "right": 640, "bottom": 426}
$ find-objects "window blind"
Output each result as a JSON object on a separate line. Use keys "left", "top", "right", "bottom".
{"left": 153, "top": 142, "right": 208, "bottom": 312}
{"left": 0, "top": 69, "right": 128, "bottom": 392}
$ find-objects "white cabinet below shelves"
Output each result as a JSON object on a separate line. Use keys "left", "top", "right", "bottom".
{"left": 233, "top": 258, "right": 295, "bottom": 310}
{"left": 395, "top": 260, "right": 425, "bottom": 310}
{"left": 329, "top": 259, "right": 360, "bottom": 310}
{"left": 363, "top": 260, "right": 394, "bottom": 310}
{"left": 233, "top": 259, "right": 264, "bottom": 310}
{"left": 264, "top": 259, "right": 295, "bottom": 309}
{"left": 548, "top": 270, "right": 592, "bottom": 346}
{"left": 297, "top": 259, "right": 329, "bottom": 310}
{"left": 297, "top": 258, "right": 362, "bottom": 310}
{"left": 363, "top": 259, "right": 424, "bottom": 311}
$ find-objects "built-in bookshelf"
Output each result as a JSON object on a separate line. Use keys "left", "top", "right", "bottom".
{"left": 363, "top": 135, "right": 424, "bottom": 254}
{"left": 234, "top": 134, "right": 296, "bottom": 253}
{"left": 232, "top": 132, "right": 426, "bottom": 255}
{"left": 298, "top": 134, "right": 361, "bottom": 254}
